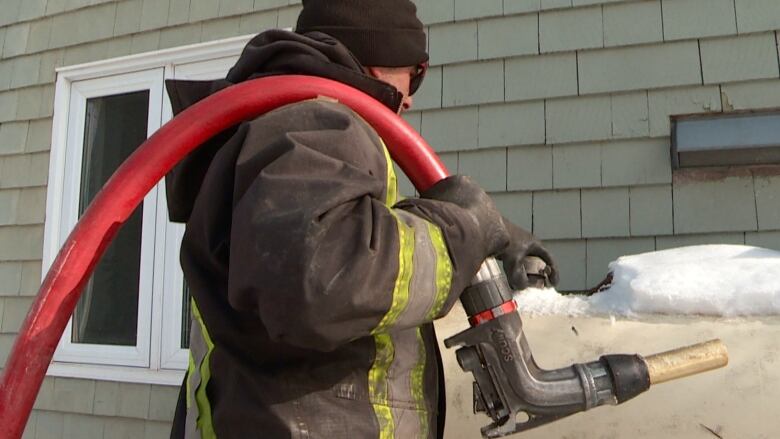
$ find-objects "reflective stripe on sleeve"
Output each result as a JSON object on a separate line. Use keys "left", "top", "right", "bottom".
{"left": 186, "top": 299, "right": 217, "bottom": 439}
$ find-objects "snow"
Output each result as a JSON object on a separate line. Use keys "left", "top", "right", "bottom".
{"left": 514, "top": 245, "right": 780, "bottom": 317}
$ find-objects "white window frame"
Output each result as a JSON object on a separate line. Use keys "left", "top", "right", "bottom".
{"left": 43, "top": 35, "right": 253, "bottom": 385}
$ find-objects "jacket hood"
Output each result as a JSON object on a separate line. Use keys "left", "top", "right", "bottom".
{"left": 164, "top": 29, "right": 405, "bottom": 223}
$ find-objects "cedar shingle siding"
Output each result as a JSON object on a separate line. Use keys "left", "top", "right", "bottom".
{"left": 1, "top": 0, "right": 780, "bottom": 437}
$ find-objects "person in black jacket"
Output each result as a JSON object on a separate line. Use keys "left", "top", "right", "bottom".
{"left": 166, "top": 1, "right": 558, "bottom": 437}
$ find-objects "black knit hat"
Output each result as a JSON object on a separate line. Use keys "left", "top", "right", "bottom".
{"left": 295, "top": 0, "right": 429, "bottom": 68}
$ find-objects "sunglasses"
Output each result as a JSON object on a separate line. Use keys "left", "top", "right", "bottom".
{"left": 409, "top": 62, "right": 428, "bottom": 96}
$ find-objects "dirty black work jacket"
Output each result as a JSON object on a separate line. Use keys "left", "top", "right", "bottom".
{"left": 166, "top": 30, "right": 487, "bottom": 439}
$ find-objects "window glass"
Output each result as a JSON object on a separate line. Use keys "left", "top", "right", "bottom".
{"left": 72, "top": 91, "right": 150, "bottom": 346}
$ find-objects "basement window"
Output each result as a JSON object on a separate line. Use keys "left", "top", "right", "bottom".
{"left": 671, "top": 110, "right": 780, "bottom": 169}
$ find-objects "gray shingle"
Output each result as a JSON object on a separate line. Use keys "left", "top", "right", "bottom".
{"left": 53, "top": 378, "right": 95, "bottom": 414}
{"left": 168, "top": 0, "right": 192, "bottom": 26}
{"left": 219, "top": 0, "right": 254, "bottom": 17}
{"left": 117, "top": 383, "right": 152, "bottom": 419}
{"left": 18, "top": 0, "right": 47, "bottom": 21}
{"left": 601, "top": 138, "right": 671, "bottom": 186}
{"left": 505, "top": 52, "right": 578, "bottom": 101}
{"left": 0, "top": 91, "right": 19, "bottom": 123}
{"left": 140, "top": 0, "right": 170, "bottom": 31}
{"left": 0, "top": 261, "right": 22, "bottom": 295}
{"left": 539, "top": 6, "right": 603, "bottom": 53}
{"left": 11, "top": 56, "right": 41, "bottom": 89}
{"left": 578, "top": 41, "right": 701, "bottom": 94}
{"left": 1, "top": 296, "right": 33, "bottom": 332}
{"left": 746, "top": 231, "right": 780, "bottom": 251}
{"left": 755, "top": 175, "right": 780, "bottom": 230}
{"left": 145, "top": 421, "right": 173, "bottom": 439}
{"left": 16, "top": 187, "right": 47, "bottom": 225}
{"left": 479, "top": 101, "right": 545, "bottom": 148}
{"left": 532, "top": 189, "right": 581, "bottom": 239}
{"left": 0, "top": 189, "right": 18, "bottom": 226}
{"left": 63, "top": 414, "right": 104, "bottom": 439}
{"left": 429, "top": 21, "right": 478, "bottom": 65}
{"left": 603, "top": 0, "right": 663, "bottom": 47}
{"left": 720, "top": 79, "right": 780, "bottom": 111}
{"left": 34, "top": 411, "right": 64, "bottom": 439}
{"left": 611, "top": 91, "right": 649, "bottom": 138}
{"left": 735, "top": 0, "right": 780, "bottom": 33}
{"left": 159, "top": 24, "right": 202, "bottom": 49}
{"left": 478, "top": 14, "right": 538, "bottom": 60}
{"left": 148, "top": 386, "right": 180, "bottom": 422}
{"left": 239, "top": 10, "right": 279, "bottom": 35}
{"left": 189, "top": 0, "right": 220, "bottom": 22}
{"left": 455, "top": 0, "right": 502, "bottom": 20}
{"left": 700, "top": 33, "right": 780, "bottom": 84}
{"left": 673, "top": 175, "right": 757, "bottom": 234}
{"left": 413, "top": 66, "right": 442, "bottom": 110}
{"left": 552, "top": 142, "right": 601, "bottom": 189}
{"left": 581, "top": 187, "right": 630, "bottom": 238}
{"left": 93, "top": 381, "right": 119, "bottom": 417}
{"left": 19, "top": 260, "right": 41, "bottom": 296}
{"left": 647, "top": 85, "right": 721, "bottom": 136}
{"left": 115, "top": 0, "right": 143, "bottom": 35}
{"left": 102, "top": 418, "right": 146, "bottom": 439}
{"left": 656, "top": 232, "right": 745, "bottom": 250}
{"left": 443, "top": 60, "right": 504, "bottom": 107}
{"left": 200, "top": 17, "right": 242, "bottom": 42}
{"left": 0, "top": 153, "right": 49, "bottom": 189}
{"left": 277, "top": 4, "right": 303, "bottom": 29}
{"left": 0, "top": 122, "right": 29, "bottom": 155}
{"left": 26, "top": 19, "right": 52, "bottom": 54}
{"left": 2, "top": 23, "right": 30, "bottom": 58}
{"left": 458, "top": 148, "right": 507, "bottom": 192}
{"left": 662, "top": 0, "right": 737, "bottom": 40}
{"left": 542, "top": 239, "right": 586, "bottom": 291}
{"left": 412, "top": 0, "right": 454, "bottom": 25}
{"left": 33, "top": 377, "right": 55, "bottom": 411}
{"left": 131, "top": 31, "right": 161, "bottom": 54}
{"left": 16, "top": 86, "right": 45, "bottom": 121}
{"left": 507, "top": 145, "right": 553, "bottom": 191}
{"left": 630, "top": 185, "right": 673, "bottom": 236}
{"left": 0, "top": 59, "right": 11, "bottom": 91}
{"left": 420, "top": 106, "right": 478, "bottom": 152}
{"left": 492, "top": 191, "right": 533, "bottom": 230}
{"left": 546, "top": 95, "right": 612, "bottom": 144}
{"left": 505, "top": 0, "right": 541, "bottom": 14}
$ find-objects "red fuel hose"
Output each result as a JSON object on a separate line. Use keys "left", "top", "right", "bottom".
{"left": 0, "top": 75, "right": 449, "bottom": 438}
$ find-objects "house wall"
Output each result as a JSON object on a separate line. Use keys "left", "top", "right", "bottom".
{"left": 0, "top": 0, "right": 779, "bottom": 438}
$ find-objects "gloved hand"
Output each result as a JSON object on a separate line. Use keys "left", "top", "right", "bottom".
{"left": 420, "top": 175, "right": 510, "bottom": 259}
{"left": 498, "top": 217, "right": 560, "bottom": 290}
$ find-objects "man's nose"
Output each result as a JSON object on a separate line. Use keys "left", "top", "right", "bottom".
{"left": 401, "top": 95, "right": 413, "bottom": 113}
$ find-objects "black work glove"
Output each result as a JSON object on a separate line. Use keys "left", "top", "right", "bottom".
{"left": 498, "top": 217, "right": 560, "bottom": 290}
{"left": 420, "top": 175, "right": 510, "bottom": 259}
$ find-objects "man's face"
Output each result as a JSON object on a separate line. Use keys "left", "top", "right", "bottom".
{"left": 367, "top": 66, "right": 420, "bottom": 113}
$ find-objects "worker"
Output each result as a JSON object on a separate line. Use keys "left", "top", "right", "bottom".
{"left": 165, "top": 0, "right": 559, "bottom": 437}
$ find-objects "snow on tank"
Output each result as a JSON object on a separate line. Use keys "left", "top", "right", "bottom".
{"left": 515, "top": 245, "right": 780, "bottom": 317}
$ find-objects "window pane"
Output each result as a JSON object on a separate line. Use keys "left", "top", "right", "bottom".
{"left": 72, "top": 91, "right": 150, "bottom": 346}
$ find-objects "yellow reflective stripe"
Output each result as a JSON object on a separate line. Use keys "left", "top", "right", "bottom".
{"left": 381, "top": 140, "right": 398, "bottom": 206}
{"left": 186, "top": 352, "right": 195, "bottom": 409}
{"left": 373, "top": 212, "right": 414, "bottom": 333}
{"left": 411, "top": 328, "right": 429, "bottom": 438}
{"left": 425, "top": 222, "right": 453, "bottom": 320}
{"left": 369, "top": 333, "right": 396, "bottom": 438}
{"left": 192, "top": 299, "right": 217, "bottom": 439}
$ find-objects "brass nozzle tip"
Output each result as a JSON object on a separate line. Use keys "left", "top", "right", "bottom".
{"left": 644, "top": 339, "right": 728, "bottom": 385}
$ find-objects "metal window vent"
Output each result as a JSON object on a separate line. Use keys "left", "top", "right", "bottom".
{"left": 671, "top": 110, "right": 780, "bottom": 168}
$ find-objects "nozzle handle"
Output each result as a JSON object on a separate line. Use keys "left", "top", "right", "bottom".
{"left": 644, "top": 339, "right": 728, "bottom": 385}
